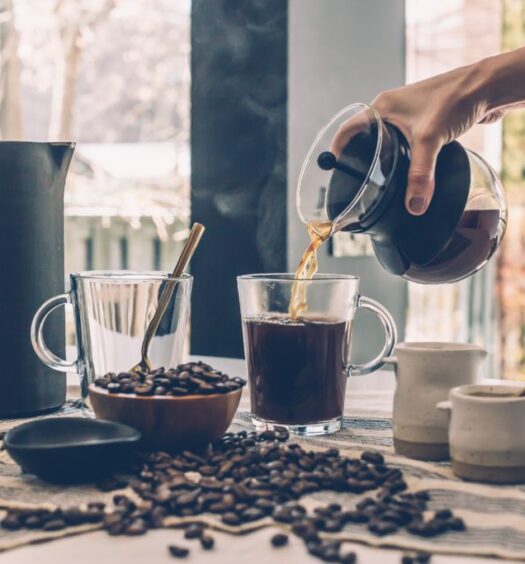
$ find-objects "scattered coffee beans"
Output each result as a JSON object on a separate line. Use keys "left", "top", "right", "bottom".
{"left": 94, "top": 361, "right": 246, "bottom": 397}
{"left": 1, "top": 506, "right": 105, "bottom": 532}
{"left": 1, "top": 429, "right": 459, "bottom": 563}
{"left": 341, "top": 552, "right": 357, "bottom": 564}
{"left": 184, "top": 523, "right": 204, "bottom": 539}
{"left": 271, "top": 533, "right": 289, "bottom": 547}
{"left": 200, "top": 535, "right": 215, "bottom": 550}
{"left": 168, "top": 544, "right": 189, "bottom": 558}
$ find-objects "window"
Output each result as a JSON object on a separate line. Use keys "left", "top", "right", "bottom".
{"left": 1, "top": 0, "right": 191, "bottom": 355}
{"left": 1, "top": 0, "right": 191, "bottom": 275}
{"left": 405, "top": 0, "right": 525, "bottom": 379}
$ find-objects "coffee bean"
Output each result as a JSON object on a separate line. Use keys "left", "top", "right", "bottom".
{"left": 323, "top": 519, "right": 343, "bottom": 532}
{"left": 176, "top": 490, "right": 201, "bottom": 507}
{"left": 254, "top": 497, "right": 275, "bottom": 509}
{"left": 319, "top": 547, "right": 340, "bottom": 562}
{"left": 435, "top": 509, "right": 453, "bottom": 520}
{"left": 242, "top": 508, "right": 264, "bottom": 522}
{"left": 361, "top": 451, "right": 385, "bottom": 465}
{"left": 447, "top": 517, "right": 466, "bottom": 531}
{"left": 126, "top": 519, "right": 147, "bottom": 536}
{"left": 271, "top": 533, "right": 289, "bottom": 547}
{"left": 222, "top": 512, "right": 241, "bottom": 526}
{"left": 168, "top": 544, "right": 189, "bottom": 558}
{"left": 43, "top": 519, "right": 66, "bottom": 531}
{"left": 402, "top": 555, "right": 415, "bottom": 564}
{"left": 258, "top": 430, "right": 274, "bottom": 441}
{"left": 134, "top": 384, "right": 154, "bottom": 396}
{"left": 24, "top": 515, "right": 42, "bottom": 529}
{"left": 83, "top": 509, "right": 104, "bottom": 523}
{"left": 184, "top": 524, "right": 204, "bottom": 539}
{"left": 341, "top": 552, "right": 357, "bottom": 564}
{"left": 200, "top": 535, "right": 215, "bottom": 549}
{"left": 368, "top": 519, "right": 398, "bottom": 536}
{"left": 388, "top": 480, "right": 408, "bottom": 494}
{"left": 1, "top": 515, "right": 21, "bottom": 530}
{"left": 272, "top": 507, "right": 291, "bottom": 522}
{"left": 416, "top": 552, "right": 432, "bottom": 563}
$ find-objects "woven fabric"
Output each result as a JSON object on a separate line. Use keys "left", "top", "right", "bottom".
{"left": 0, "top": 393, "right": 523, "bottom": 559}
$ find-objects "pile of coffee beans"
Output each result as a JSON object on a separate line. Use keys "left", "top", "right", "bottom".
{"left": 1, "top": 428, "right": 464, "bottom": 561}
{"left": 93, "top": 361, "right": 246, "bottom": 397}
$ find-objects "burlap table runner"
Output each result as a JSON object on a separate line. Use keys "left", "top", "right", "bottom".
{"left": 0, "top": 398, "right": 524, "bottom": 560}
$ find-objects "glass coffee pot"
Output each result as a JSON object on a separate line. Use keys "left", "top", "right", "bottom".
{"left": 297, "top": 103, "right": 507, "bottom": 284}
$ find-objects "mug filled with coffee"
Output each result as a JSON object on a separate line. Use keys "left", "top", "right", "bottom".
{"left": 238, "top": 274, "right": 397, "bottom": 435}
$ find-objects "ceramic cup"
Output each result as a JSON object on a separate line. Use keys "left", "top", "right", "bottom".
{"left": 438, "top": 384, "right": 525, "bottom": 484}
{"left": 385, "top": 342, "right": 487, "bottom": 461}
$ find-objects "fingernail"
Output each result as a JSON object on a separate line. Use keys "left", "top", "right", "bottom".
{"left": 408, "top": 197, "right": 427, "bottom": 214}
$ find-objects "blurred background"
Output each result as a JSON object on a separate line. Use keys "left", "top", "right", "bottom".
{"left": 0, "top": 0, "right": 524, "bottom": 379}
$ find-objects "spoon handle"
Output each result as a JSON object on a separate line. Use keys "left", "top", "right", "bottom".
{"left": 140, "top": 224, "right": 205, "bottom": 362}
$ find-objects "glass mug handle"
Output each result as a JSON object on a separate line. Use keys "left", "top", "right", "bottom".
{"left": 30, "top": 293, "right": 77, "bottom": 373}
{"left": 347, "top": 295, "right": 397, "bottom": 376}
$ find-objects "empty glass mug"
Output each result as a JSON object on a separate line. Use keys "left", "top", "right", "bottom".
{"left": 31, "top": 271, "right": 192, "bottom": 399}
{"left": 238, "top": 274, "right": 397, "bottom": 435}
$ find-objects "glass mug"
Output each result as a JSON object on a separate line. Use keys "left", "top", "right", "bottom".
{"left": 238, "top": 274, "right": 397, "bottom": 435}
{"left": 31, "top": 271, "right": 192, "bottom": 400}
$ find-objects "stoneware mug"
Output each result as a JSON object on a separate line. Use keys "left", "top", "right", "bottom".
{"left": 385, "top": 342, "right": 487, "bottom": 461}
{"left": 438, "top": 384, "right": 525, "bottom": 484}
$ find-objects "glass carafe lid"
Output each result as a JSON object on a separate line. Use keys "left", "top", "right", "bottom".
{"left": 297, "top": 103, "right": 401, "bottom": 234}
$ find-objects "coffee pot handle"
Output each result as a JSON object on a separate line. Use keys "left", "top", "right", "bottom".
{"left": 347, "top": 295, "right": 397, "bottom": 376}
{"left": 31, "top": 293, "right": 77, "bottom": 373}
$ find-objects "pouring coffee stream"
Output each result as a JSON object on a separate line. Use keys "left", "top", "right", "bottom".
{"left": 130, "top": 223, "right": 205, "bottom": 374}
{"left": 289, "top": 220, "right": 332, "bottom": 319}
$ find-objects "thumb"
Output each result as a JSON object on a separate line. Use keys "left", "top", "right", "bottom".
{"left": 405, "top": 137, "right": 441, "bottom": 216}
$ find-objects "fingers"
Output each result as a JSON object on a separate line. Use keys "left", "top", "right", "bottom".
{"left": 405, "top": 137, "right": 442, "bottom": 216}
{"left": 330, "top": 109, "right": 374, "bottom": 157}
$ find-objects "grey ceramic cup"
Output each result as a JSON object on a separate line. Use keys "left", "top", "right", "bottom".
{"left": 438, "top": 383, "right": 525, "bottom": 484}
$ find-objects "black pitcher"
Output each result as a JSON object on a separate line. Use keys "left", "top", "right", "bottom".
{"left": 0, "top": 142, "right": 75, "bottom": 416}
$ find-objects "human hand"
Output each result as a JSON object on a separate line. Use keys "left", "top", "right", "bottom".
{"left": 332, "top": 56, "right": 520, "bottom": 216}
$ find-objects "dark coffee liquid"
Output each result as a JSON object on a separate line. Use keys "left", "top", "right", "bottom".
{"left": 405, "top": 209, "right": 505, "bottom": 284}
{"left": 243, "top": 315, "right": 349, "bottom": 425}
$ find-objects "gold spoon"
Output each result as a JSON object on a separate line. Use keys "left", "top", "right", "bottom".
{"left": 130, "top": 223, "right": 205, "bottom": 374}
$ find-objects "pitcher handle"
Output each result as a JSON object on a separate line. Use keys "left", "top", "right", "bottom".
{"left": 347, "top": 295, "right": 397, "bottom": 376}
{"left": 31, "top": 293, "right": 77, "bottom": 373}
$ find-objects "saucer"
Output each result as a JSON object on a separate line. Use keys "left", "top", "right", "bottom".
{"left": 4, "top": 417, "right": 141, "bottom": 484}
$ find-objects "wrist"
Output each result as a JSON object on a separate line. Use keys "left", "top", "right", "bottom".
{"left": 476, "top": 50, "right": 525, "bottom": 112}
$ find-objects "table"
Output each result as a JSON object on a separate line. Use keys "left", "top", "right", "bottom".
{"left": 2, "top": 358, "right": 508, "bottom": 564}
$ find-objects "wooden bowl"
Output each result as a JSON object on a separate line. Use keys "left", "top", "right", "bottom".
{"left": 88, "top": 385, "right": 242, "bottom": 451}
